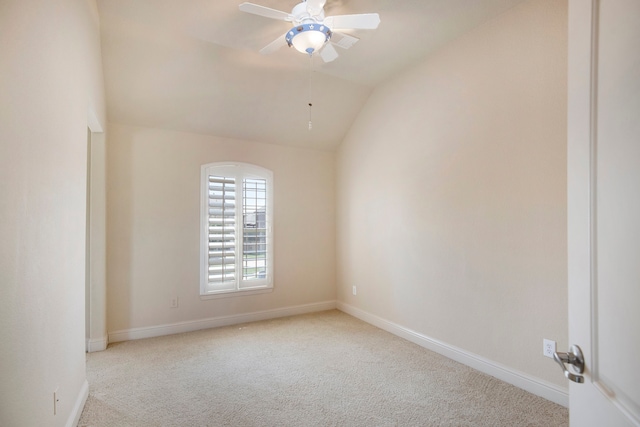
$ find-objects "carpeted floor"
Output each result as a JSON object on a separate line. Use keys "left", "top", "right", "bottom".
{"left": 79, "top": 310, "right": 568, "bottom": 426}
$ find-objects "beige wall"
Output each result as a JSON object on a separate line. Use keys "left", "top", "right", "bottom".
{"left": 106, "top": 124, "right": 336, "bottom": 333}
{"left": 0, "top": 0, "right": 107, "bottom": 425}
{"left": 336, "top": 0, "right": 568, "bottom": 388}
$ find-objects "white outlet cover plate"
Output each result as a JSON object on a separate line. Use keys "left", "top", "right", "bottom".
{"left": 543, "top": 339, "right": 556, "bottom": 358}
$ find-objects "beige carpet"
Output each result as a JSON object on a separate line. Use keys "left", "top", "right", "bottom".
{"left": 79, "top": 310, "right": 568, "bottom": 426}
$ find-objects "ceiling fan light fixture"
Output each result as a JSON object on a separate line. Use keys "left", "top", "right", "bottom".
{"left": 286, "top": 23, "right": 331, "bottom": 55}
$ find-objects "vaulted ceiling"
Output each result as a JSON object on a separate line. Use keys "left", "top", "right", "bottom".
{"left": 97, "top": 0, "right": 528, "bottom": 150}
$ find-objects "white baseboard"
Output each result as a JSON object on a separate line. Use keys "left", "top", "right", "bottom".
{"left": 67, "top": 379, "right": 88, "bottom": 427}
{"left": 108, "top": 300, "right": 337, "bottom": 343}
{"left": 86, "top": 336, "right": 108, "bottom": 353}
{"left": 336, "top": 302, "right": 569, "bottom": 408}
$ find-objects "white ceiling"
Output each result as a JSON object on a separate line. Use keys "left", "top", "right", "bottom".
{"left": 97, "top": 0, "right": 528, "bottom": 150}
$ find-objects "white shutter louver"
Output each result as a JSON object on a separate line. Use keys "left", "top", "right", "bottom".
{"left": 207, "top": 176, "right": 236, "bottom": 287}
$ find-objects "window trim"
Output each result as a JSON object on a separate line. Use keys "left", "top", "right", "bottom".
{"left": 199, "top": 162, "right": 273, "bottom": 298}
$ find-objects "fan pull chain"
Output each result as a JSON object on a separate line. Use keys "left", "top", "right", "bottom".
{"left": 308, "top": 54, "right": 313, "bottom": 131}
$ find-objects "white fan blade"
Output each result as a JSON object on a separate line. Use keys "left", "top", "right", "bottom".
{"left": 259, "top": 33, "right": 288, "bottom": 55}
{"left": 320, "top": 43, "right": 338, "bottom": 62}
{"left": 330, "top": 32, "right": 359, "bottom": 50}
{"left": 305, "top": 0, "right": 327, "bottom": 16}
{"left": 239, "top": 3, "right": 292, "bottom": 21}
{"left": 324, "top": 13, "right": 380, "bottom": 30}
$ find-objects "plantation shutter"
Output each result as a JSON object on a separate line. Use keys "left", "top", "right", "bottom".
{"left": 201, "top": 162, "right": 273, "bottom": 296}
{"left": 207, "top": 176, "right": 236, "bottom": 288}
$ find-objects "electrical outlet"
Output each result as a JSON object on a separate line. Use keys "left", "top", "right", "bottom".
{"left": 543, "top": 339, "right": 556, "bottom": 358}
{"left": 352, "top": 286, "right": 357, "bottom": 296}
{"left": 170, "top": 297, "right": 179, "bottom": 308}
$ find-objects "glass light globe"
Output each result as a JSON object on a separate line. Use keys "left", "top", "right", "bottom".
{"left": 286, "top": 24, "right": 331, "bottom": 55}
{"left": 291, "top": 30, "right": 327, "bottom": 54}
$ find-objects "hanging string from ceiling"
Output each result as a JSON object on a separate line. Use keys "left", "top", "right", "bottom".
{"left": 308, "top": 53, "right": 314, "bottom": 131}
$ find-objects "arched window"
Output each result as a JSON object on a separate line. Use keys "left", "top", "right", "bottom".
{"left": 200, "top": 162, "right": 273, "bottom": 297}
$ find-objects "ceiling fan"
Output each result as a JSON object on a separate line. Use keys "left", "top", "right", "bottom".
{"left": 239, "top": 0, "right": 380, "bottom": 63}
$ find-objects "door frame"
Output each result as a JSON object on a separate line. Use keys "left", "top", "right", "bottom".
{"left": 86, "top": 109, "right": 108, "bottom": 352}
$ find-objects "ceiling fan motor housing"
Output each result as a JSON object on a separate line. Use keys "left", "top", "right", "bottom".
{"left": 291, "top": 2, "right": 325, "bottom": 24}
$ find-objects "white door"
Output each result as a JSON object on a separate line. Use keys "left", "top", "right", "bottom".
{"left": 567, "top": 0, "right": 640, "bottom": 426}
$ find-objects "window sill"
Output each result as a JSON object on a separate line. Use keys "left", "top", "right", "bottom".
{"left": 199, "top": 287, "right": 273, "bottom": 300}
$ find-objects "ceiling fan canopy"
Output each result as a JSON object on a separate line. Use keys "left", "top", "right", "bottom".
{"left": 239, "top": 0, "right": 380, "bottom": 62}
